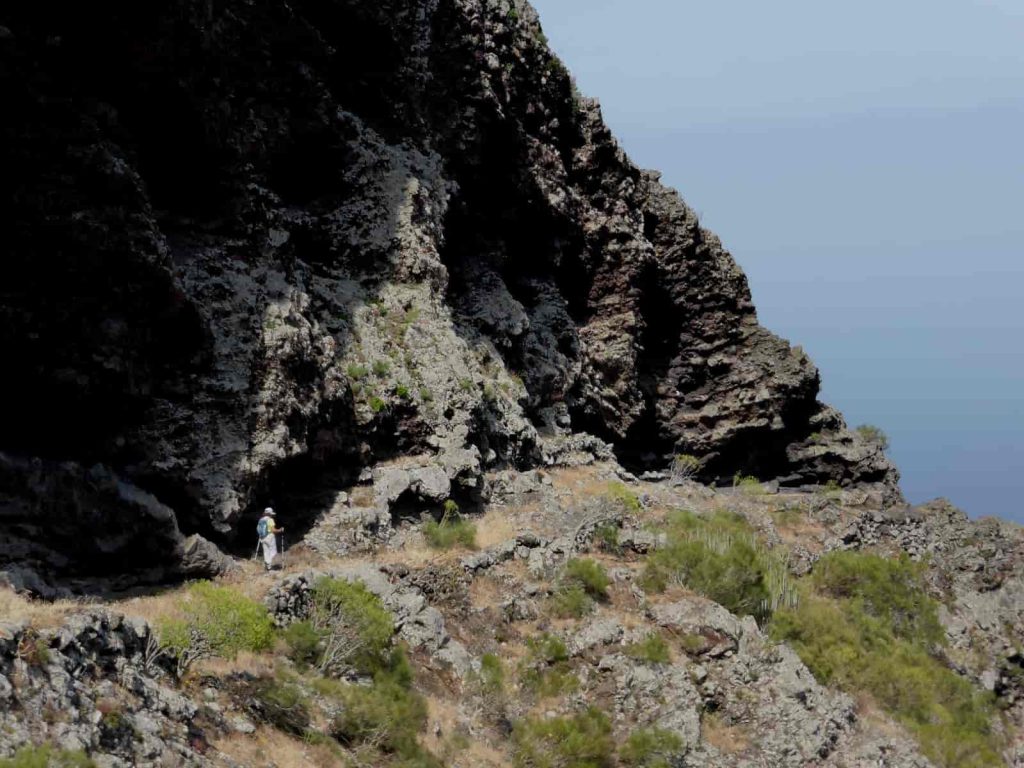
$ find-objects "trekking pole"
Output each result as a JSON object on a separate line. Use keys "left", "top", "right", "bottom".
{"left": 253, "top": 538, "right": 261, "bottom": 561}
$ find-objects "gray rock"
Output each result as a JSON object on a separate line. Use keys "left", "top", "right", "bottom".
{"left": 567, "top": 618, "right": 624, "bottom": 656}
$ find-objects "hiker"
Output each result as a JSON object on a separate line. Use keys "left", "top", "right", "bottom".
{"left": 257, "top": 507, "right": 284, "bottom": 570}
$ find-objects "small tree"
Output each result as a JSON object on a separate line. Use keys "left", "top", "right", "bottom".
{"left": 308, "top": 578, "right": 394, "bottom": 676}
{"left": 157, "top": 582, "right": 274, "bottom": 679}
{"left": 855, "top": 424, "right": 890, "bottom": 452}
{"left": 670, "top": 453, "right": 701, "bottom": 482}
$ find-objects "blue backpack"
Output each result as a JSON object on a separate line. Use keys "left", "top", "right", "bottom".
{"left": 257, "top": 517, "right": 269, "bottom": 539}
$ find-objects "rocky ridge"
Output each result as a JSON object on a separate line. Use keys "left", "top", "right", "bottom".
{"left": 5, "top": 464, "right": 1022, "bottom": 765}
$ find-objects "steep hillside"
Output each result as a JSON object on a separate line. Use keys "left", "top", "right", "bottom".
{"left": 3, "top": 467, "right": 1023, "bottom": 767}
{"left": 0, "top": 0, "right": 895, "bottom": 592}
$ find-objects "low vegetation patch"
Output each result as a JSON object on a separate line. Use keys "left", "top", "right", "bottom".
{"left": 422, "top": 500, "right": 477, "bottom": 550}
{"left": 620, "top": 727, "right": 686, "bottom": 768}
{"left": 563, "top": 558, "right": 610, "bottom": 599}
{"left": 519, "top": 634, "right": 578, "bottom": 698}
{"left": 477, "top": 652, "right": 505, "bottom": 694}
{"left": 346, "top": 363, "right": 369, "bottom": 380}
{"left": 623, "top": 633, "right": 671, "bottom": 664}
{"left": 640, "top": 510, "right": 787, "bottom": 621}
{"left": 606, "top": 481, "right": 642, "bottom": 512}
{"left": 0, "top": 746, "right": 96, "bottom": 768}
{"left": 854, "top": 424, "right": 890, "bottom": 451}
{"left": 549, "top": 585, "right": 593, "bottom": 619}
{"left": 550, "top": 558, "right": 610, "bottom": 618}
{"left": 731, "top": 474, "right": 764, "bottom": 496}
{"left": 158, "top": 582, "right": 274, "bottom": 677}
{"left": 770, "top": 551, "right": 1001, "bottom": 768}
{"left": 250, "top": 677, "right": 311, "bottom": 735}
{"left": 329, "top": 649, "right": 438, "bottom": 765}
{"left": 512, "top": 707, "right": 614, "bottom": 768}
{"left": 592, "top": 522, "right": 621, "bottom": 554}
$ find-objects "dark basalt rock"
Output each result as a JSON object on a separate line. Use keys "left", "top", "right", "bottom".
{"left": 0, "top": 0, "right": 898, "bottom": 591}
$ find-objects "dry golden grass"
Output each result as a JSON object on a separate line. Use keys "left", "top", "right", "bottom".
{"left": 448, "top": 739, "right": 509, "bottom": 768}
{"left": 193, "top": 650, "right": 278, "bottom": 679}
{"left": 420, "top": 695, "right": 462, "bottom": 755}
{"left": 703, "top": 713, "right": 750, "bottom": 756}
{"left": 421, "top": 694, "right": 509, "bottom": 768}
{"left": 474, "top": 507, "right": 517, "bottom": 549}
{"left": 213, "top": 727, "right": 344, "bottom": 768}
{"left": 348, "top": 486, "right": 375, "bottom": 507}
{"left": 467, "top": 574, "right": 507, "bottom": 612}
{"left": 375, "top": 539, "right": 453, "bottom": 568}
{"left": 107, "top": 583, "right": 193, "bottom": 627}
{"left": 0, "top": 588, "right": 94, "bottom": 628}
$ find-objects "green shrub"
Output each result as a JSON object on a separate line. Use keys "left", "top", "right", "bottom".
{"left": 395, "top": 384, "right": 411, "bottom": 399}
{"left": 422, "top": 518, "right": 476, "bottom": 549}
{"left": 606, "top": 481, "right": 642, "bottom": 512}
{"left": 809, "top": 551, "right": 943, "bottom": 647}
{"left": 770, "top": 551, "right": 1001, "bottom": 768}
{"left": 0, "top": 746, "right": 96, "bottom": 768}
{"left": 309, "top": 577, "right": 394, "bottom": 675}
{"left": 624, "top": 633, "right": 671, "bottom": 664}
{"left": 855, "top": 424, "right": 890, "bottom": 451}
{"left": 822, "top": 479, "right": 843, "bottom": 498}
{"left": 423, "top": 501, "right": 476, "bottom": 550}
{"left": 330, "top": 674, "right": 428, "bottom": 758}
{"left": 593, "top": 523, "right": 621, "bottom": 554}
{"left": 19, "top": 634, "right": 51, "bottom": 667}
{"left": 640, "top": 510, "right": 771, "bottom": 620}
{"left": 419, "top": 387, "right": 433, "bottom": 402}
{"left": 369, "top": 396, "right": 387, "bottom": 413}
{"left": 346, "top": 363, "right": 369, "bottom": 380}
{"left": 549, "top": 556, "right": 610, "bottom": 618}
{"left": 563, "top": 558, "right": 610, "bottom": 599}
{"left": 520, "top": 634, "right": 578, "bottom": 698}
{"left": 527, "top": 633, "right": 569, "bottom": 664}
{"left": 158, "top": 581, "right": 274, "bottom": 667}
{"left": 732, "top": 474, "right": 764, "bottom": 495}
{"left": 478, "top": 653, "right": 505, "bottom": 693}
{"left": 282, "top": 620, "right": 321, "bottom": 668}
{"left": 372, "top": 360, "right": 391, "bottom": 377}
{"left": 620, "top": 727, "right": 685, "bottom": 768}
{"left": 512, "top": 707, "right": 614, "bottom": 768}
{"left": 252, "top": 678, "right": 311, "bottom": 735}
{"left": 459, "top": 378, "right": 474, "bottom": 392}
{"left": 549, "top": 585, "right": 593, "bottom": 619}
{"left": 679, "top": 633, "right": 707, "bottom": 655}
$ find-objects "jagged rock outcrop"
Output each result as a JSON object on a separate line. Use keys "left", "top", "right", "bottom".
{"left": 0, "top": 453, "right": 232, "bottom": 598}
{"left": 0, "top": 612, "right": 213, "bottom": 766}
{"left": 0, "top": 0, "right": 896, "bottom": 589}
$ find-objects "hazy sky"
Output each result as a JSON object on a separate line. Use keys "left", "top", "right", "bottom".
{"left": 530, "top": 0, "right": 1024, "bottom": 520}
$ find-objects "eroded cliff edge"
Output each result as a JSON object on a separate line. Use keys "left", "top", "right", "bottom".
{"left": 0, "top": 0, "right": 895, "bottom": 591}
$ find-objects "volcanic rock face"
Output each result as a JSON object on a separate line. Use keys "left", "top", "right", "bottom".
{"left": 0, "top": 0, "right": 895, "bottom": 589}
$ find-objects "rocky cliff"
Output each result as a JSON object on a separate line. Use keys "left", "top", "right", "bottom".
{"left": 0, "top": 0, "right": 894, "bottom": 590}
